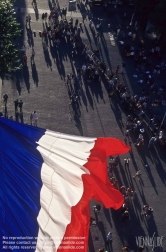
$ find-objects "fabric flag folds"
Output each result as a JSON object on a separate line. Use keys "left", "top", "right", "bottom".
{"left": 0, "top": 118, "right": 130, "bottom": 252}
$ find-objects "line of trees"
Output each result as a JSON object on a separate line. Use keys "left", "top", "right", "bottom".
{"left": 0, "top": 0, "right": 22, "bottom": 79}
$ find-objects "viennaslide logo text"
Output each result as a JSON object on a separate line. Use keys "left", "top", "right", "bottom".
{"left": 136, "top": 233, "right": 164, "bottom": 250}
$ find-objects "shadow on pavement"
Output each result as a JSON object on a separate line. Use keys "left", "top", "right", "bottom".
{"left": 31, "top": 62, "right": 39, "bottom": 87}
{"left": 22, "top": 65, "right": 30, "bottom": 93}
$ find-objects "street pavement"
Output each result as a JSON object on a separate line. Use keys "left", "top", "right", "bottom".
{"left": 1, "top": 0, "right": 166, "bottom": 251}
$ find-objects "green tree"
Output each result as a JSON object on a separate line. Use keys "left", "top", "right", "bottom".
{"left": 0, "top": 0, "right": 22, "bottom": 79}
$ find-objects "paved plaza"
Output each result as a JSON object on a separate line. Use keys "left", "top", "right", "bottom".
{"left": 1, "top": 0, "right": 166, "bottom": 251}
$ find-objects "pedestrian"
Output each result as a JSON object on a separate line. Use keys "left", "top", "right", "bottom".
{"left": 61, "top": 8, "right": 67, "bottom": 19}
{"left": 119, "top": 185, "right": 126, "bottom": 195}
{"left": 98, "top": 249, "right": 105, "bottom": 252}
{"left": 135, "top": 133, "right": 144, "bottom": 145}
{"left": 21, "top": 45, "right": 27, "bottom": 54}
{"left": 96, "top": 19, "right": 101, "bottom": 29}
{"left": 148, "top": 136, "right": 157, "bottom": 148}
{"left": 133, "top": 170, "right": 141, "bottom": 180}
{"left": 3, "top": 93, "right": 8, "bottom": 104}
{"left": 28, "top": 14, "right": 31, "bottom": 26}
{"left": 124, "top": 129, "right": 130, "bottom": 142}
{"left": 70, "top": 51, "right": 75, "bottom": 61}
{"left": 93, "top": 204, "right": 101, "bottom": 213}
{"left": 26, "top": 15, "right": 29, "bottom": 25}
{"left": 117, "top": 27, "right": 120, "bottom": 36}
{"left": 22, "top": 54, "right": 27, "bottom": 65}
{"left": 32, "top": 0, "right": 37, "bottom": 7}
{"left": 137, "top": 246, "right": 144, "bottom": 252}
{"left": 106, "top": 232, "right": 112, "bottom": 245}
{"left": 132, "top": 33, "right": 136, "bottom": 40}
{"left": 124, "top": 158, "right": 130, "bottom": 169}
{"left": 122, "top": 246, "right": 130, "bottom": 252}
{"left": 128, "top": 31, "right": 132, "bottom": 37}
{"left": 82, "top": 64, "right": 86, "bottom": 74}
{"left": 146, "top": 206, "right": 153, "bottom": 220}
{"left": 32, "top": 111, "right": 38, "bottom": 126}
{"left": 89, "top": 19, "right": 94, "bottom": 30}
{"left": 126, "top": 187, "right": 135, "bottom": 200}
{"left": 121, "top": 210, "right": 129, "bottom": 221}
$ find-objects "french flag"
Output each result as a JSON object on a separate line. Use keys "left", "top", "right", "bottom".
{"left": 0, "top": 117, "right": 130, "bottom": 252}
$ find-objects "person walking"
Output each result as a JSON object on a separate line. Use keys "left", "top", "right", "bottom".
{"left": 32, "top": 111, "right": 38, "bottom": 126}
{"left": 28, "top": 14, "right": 31, "bottom": 26}
{"left": 106, "top": 232, "right": 112, "bottom": 243}
{"left": 3, "top": 94, "right": 8, "bottom": 104}
{"left": 124, "top": 158, "right": 130, "bottom": 169}
{"left": 133, "top": 170, "right": 141, "bottom": 180}
{"left": 22, "top": 54, "right": 27, "bottom": 66}
{"left": 148, "top": 136, "right": 157, "bottom": 148}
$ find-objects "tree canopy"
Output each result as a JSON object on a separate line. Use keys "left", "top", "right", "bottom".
{"left": 0, "top": 0, "right": 22, "bottom": 79}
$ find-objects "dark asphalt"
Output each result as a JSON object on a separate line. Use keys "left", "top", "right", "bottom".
{"left": 1, "top": 0, "right": 166, "bottom": 251}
